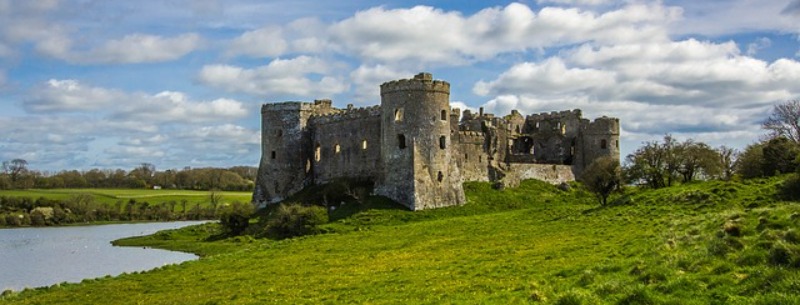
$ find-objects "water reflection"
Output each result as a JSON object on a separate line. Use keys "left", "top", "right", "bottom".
{"left": 0, "top": 221, "right": 208, "bottom": 291}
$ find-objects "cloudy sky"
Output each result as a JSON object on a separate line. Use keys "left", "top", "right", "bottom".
{"left": 1, "top": 0, "right": 799, "bottom": 171}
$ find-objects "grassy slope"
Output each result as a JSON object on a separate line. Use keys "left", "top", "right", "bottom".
{"left": 0, "top": 188, "right": 252, "bottom": 207}
{"left": 3, "top": 179, "right": 800, "bottom": 304}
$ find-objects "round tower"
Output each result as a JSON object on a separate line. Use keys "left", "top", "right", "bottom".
{"left": 376, "top": 72, "right": 465, "bottom": 210}
{"left": 576, "top": 116, "right": 621, "bottom": 176}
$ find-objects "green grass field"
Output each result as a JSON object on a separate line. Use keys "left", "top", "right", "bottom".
{"left": 2, "top": 178, "right": 800, "bottom": 304}
{"left": 0, "top": 188, "right": 253, "bottom": 206}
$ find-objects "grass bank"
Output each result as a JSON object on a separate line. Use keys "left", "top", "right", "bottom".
{"left": 2, "top": 178, "right": 800, "bottom": 304}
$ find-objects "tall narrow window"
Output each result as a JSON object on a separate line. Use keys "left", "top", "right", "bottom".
{"left": 334, "top": 144, "right": 341, "bottom": 154}
{"left": 271, "top": 151, "right": 276, "bottom": 159}
{"left": 561, "top": 123, "right": 566, "bottom": 135}
{"left": 441, "top": 109, "right": 447, "bottom": 121}
{"left": 437, "top": 171, "right": 443, "bottom": 182}
{"left": 314, "top": 144, "right": 321, "bottom": 161}
{"left": 394, "top": 108, "right": 403, "bottom": 122}
{"left": 362, "top": 140, "right": 368, "bottom": 150}
{"left": 305, "top": 159, "right": 311, "bottom": 173}
{"left": 439, "top": 136, "right": 446, "bottom": 149}
{"left": 398, "top": 134, "right": 406, "bottom": 149}
{"left": 616, "top": 140, "right": 619, "bottom": 148}
{"left": 600, "top": 139, "right": 608, "bottom": 149}
{"left": 515, "top": 125, "right": 521, "bottom": 133}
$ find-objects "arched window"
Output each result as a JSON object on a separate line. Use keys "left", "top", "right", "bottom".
{"left": 394, "top": 108, "right": 403, "bottom": 122}
{"left": 334, "top": 144, "right": 341, "bottom": 154}
{"left": 314, "top": 144, "right": 321, "bottom": 162}
{"left": 439, "top": 136, "right": 446, "bottom": 149}
{"left": 441, "top": 109, "right": 447, "bottom": 121}
{"left": 600, "top": 139, "right": 608, "bottom": 149}
{"left": 398, "top": 134, "right": 406, "bottom": 149}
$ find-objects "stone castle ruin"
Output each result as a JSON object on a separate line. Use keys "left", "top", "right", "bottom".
{"left": 254, "top": 73, "right": 620, "bottom": 210}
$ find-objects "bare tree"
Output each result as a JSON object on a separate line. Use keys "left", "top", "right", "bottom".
{"left": 717, "top": 146, "right": 737, "bottom": 181}
{"left": 763, "top": 100, "right": 800, "bottom": 143}
{"left": 2, "top": 159, "right": 28, "bottom": 182}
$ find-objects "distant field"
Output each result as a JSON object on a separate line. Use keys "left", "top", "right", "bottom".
{"left": 0, "top": 188, "right": 253, "bottom": 206}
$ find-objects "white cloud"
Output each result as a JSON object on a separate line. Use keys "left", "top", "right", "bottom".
{"left": 24, "top": 79, "right": 248, "bottom": 123}
{"left": 225, "top": 26, "right": 287, "bottom": 58}
{"left": 746, "top": 37, "right": 772, "bottom": 56}
{"left": 25, "top": 79, "right": 124, "bottom": 112}
{"left": 349, "top": 64, "right": 410, "bottom": 103}
{"left": 198, "top": 56, "right": 348, "bottom": 97}
{"left": 478, "top": 39, "right": 800, "bottom": 109}
{"left": 76, "top": 33, "right": 202, "bottom": 64}
{"left": 536, "top": 0, "right": 610, "bottom": 5}
{"left": 113, "top": 92, "right": 248, "bottom": 123}
{"left": 326, "top": 3, "right": 679, "bottom": 64}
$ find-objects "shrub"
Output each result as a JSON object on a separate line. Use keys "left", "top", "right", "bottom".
{"left": 265, "top": 203, "right": 328, "bottom": 239}
{"left": 217, "top": 202, "right": 255, "bottom": 235}
{"left": 779, "top": 174, "right": 800, "bottom": 200}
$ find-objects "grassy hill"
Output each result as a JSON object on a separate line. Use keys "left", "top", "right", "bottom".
{"left": 2, "top": 178, "right": 800, "bottom": 304}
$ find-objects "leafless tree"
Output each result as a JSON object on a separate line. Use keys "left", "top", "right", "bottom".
{"left": 763, "top": 100, "right": 800, "bottom": 143}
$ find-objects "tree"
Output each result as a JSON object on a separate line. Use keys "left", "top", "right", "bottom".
{"left": 579, "top": 156, "right": 622, "bottom": 206}
{"left": 209, "top": 189, "right": 222, "bottom": 210}
{"left": 761, "top": 137, "right": 800, "bottom": 176}
{"left": 625, "top": 141, "right": 666, "bottom": 188}
{"left": 763, "top": 100, "right": 800, "bottom": 143}
{"left": 736, "top": 143, "right": 766, "bottom": 179}
{"left": 2, "top": 159, "right": 28, "bottom": 183}
{"left": 218, "top": 202, "right": 254, "bottom": 235}
{"left": 677, "top": 141, "right": 720, "bottom": 182}
{"left": 717, "top": 146, "right": 737, "bottom": 181}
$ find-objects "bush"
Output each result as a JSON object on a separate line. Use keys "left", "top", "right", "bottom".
{"left": 265, "top": 203, "right": 328, "bottom": 239}
{"left": 218, "top": 202, "right": 255, "bottom": 235}
{"left": 780, "top": 174, "right": 800, "bottom": 200}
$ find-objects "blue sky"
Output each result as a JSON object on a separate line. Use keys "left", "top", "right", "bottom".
{"left": 1, "top": 0, "right": 799, "bottom": 171}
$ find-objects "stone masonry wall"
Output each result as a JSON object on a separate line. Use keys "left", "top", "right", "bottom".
{"left": 309, "top": 106, "right": 382, "bottom": 184}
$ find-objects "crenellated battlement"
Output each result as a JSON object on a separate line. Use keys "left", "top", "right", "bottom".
{"left": 309, "top": 105, "right": 382, "bottom": 125}
{"left": 583, "top": 116, "right": 620, "bottom": 134}
{"left": 526, "top": 109, "right": 582, "bottom": 121}
{"left": 380, "top": 73, "right": 450, "bottom": 95}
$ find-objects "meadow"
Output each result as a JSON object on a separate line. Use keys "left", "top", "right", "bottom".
{"left": 0, "top": 188, "right": 253, "bottom": 207}
{"left": 2, "top": 178, "right": 800, "bottom": 304}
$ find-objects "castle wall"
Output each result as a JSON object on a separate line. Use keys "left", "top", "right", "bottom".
{"left": 575, "top": 117, "right": 621, "bottom": 176}
{"left": 507, "top": 164, "right": 575, "bottom": 185}
{"left": 309, "top": 106, "right": 382, "bottom": 183}
{"left": 456, "top": 131, "right": 490, "bottom": 182}
{"left": 253, "top": 100, "right": 336, "bottom": 204}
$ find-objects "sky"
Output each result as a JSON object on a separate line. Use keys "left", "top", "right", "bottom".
{"left": 0, "top": 0, "right": 799, "bottom": 172}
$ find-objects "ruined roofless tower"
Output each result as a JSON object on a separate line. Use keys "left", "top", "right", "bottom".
{"left": 375, "top": 73, "right": 466, "bottom": 210}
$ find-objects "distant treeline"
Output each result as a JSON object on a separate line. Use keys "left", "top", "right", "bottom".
{"left": 0, "top": 194, "right": 227, "bottom": 227}
{"left": 0, "top": 161, "right": 257, "bottom": 191}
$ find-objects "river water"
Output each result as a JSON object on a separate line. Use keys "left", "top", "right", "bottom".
{"left": 0, "top": 221, "right": 208, "bottom": 291}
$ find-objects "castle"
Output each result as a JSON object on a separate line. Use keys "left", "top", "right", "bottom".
{"left": 253, "top": 73, "right": 620, "bottom": 210}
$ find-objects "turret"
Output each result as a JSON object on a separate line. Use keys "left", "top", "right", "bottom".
{"left": 375, "top": 73, "right": 465, "bottom": 210}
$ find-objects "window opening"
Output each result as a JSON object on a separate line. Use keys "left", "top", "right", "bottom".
{"left": 515, "top": 125, "right": 521, "bottom": 133}
{"left": 398, "top": 134, "right": 406, "bottom": 149}
{"left": 600, "top": 139, "right": 608, "bottom": 149}
{"left": 441, "top": 110, "right": 447, "bottom": 121}
{"left": 394, "top": 108, "right": 403, "bottom": 122}
{"left": 362, "top": 140, "right": 368, "bottom": 150}
{"left": 334, "top": 144, "right": 341, "bottom": 154}
{"left": 439, "top": 136, "right": 446, "bottom": 149}
{"left": 561, "top": 123, "right": 566, "bottom": 135}
{"left": 615, "top": 140, "right": 619, "bottom": 148}
{"left": 305, "top": 159, "right": 311, "bottom": 173}
{"left": 437, "top": 171, "right": 443, "bottom": 182}
{"left": 314, "top": 144, "right": 321, "bottom": 162}
{"left": 271, "top": 151, "right": 276, "bottom": 159}
{"left": 276, "top": 129, "right": 283, "bottom": 137}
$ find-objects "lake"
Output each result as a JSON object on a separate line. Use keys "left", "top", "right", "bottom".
{"left": 0, "top": 221, "right": 209, "bottom": 291}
